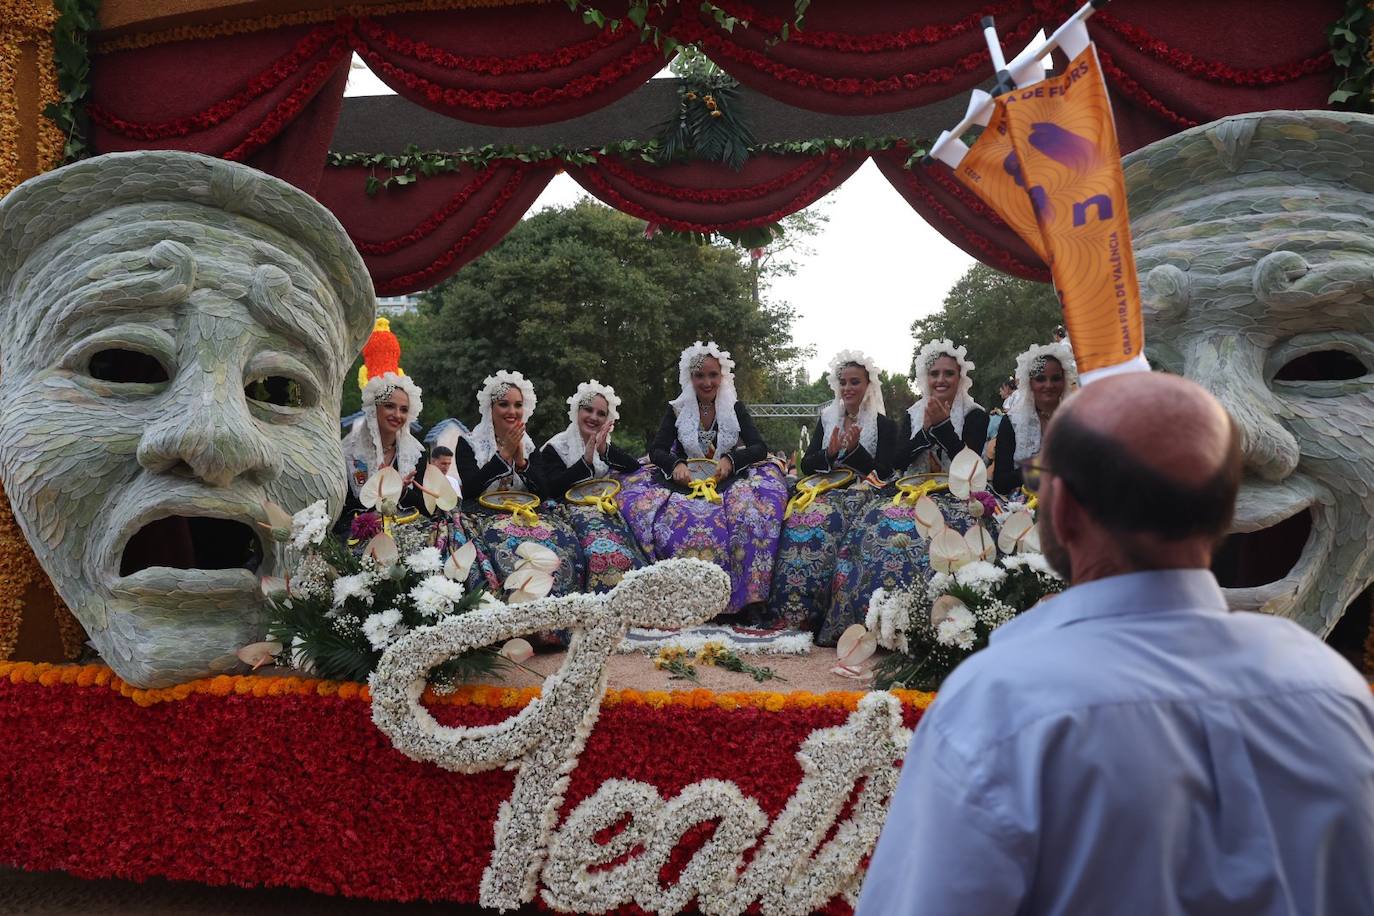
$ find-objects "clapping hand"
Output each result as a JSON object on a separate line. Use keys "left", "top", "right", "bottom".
{"left": 842, "top": 423, "right": 861, "bottom": 453}
{"left": 923, "top": 397, "right": 952, "bottom": 430}
{"left": 827, "top": 426, "right": 844, "bottom": 458}
{"left": 500, "top": 421, "right": 526, "bottom": 466}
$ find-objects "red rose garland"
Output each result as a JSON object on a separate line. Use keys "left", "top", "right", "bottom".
{"left": 87, "top": 24, "right": 345, "bottom": 140}
{"left": 703, "top": 0, "right": 1025, "bottom": 53}
{"left": 354, "top": 15, "right": 636, "bottom": 75}
{"left": 593, "top": 151, "right": 832, "bottom": 205}
{"left": 352, "top": 166, "right": 502, "bottom": 256}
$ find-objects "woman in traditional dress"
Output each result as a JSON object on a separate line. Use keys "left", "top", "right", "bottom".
{"left": 339, "top": 372, "right": 493, "bottom": 588}
{"left": 823, "top": 339, "right": 995, "bottom": 645}
{"left": 620, "top": 341, "right": 788, "bottom": 617}
{"left": 454, "top": 370, "right": 581, "bottom": 596}
{"left": 992, "top": 341, "right": 1078, "bottom": 496}
{"left": 767, "top": 350, "right": 898, "bottom": 632}
{"left": 339, "top": 372, "right": 429, "bottom": 533}
{"left": 531, "top": 379, "right": 648, "bottom": 592}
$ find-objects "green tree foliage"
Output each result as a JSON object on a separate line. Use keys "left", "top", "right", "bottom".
{"left": 910, "top": 265, "right": 1063, "bottom": 408}
{"left": 386, "top": 200, "right": 803, "bottom": 450}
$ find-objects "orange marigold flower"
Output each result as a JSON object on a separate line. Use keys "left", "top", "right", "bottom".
{"left": 337, "top": 683, "right": 359, "bottom": 700}
{"left": 94, "top": 668, "right": 113, "bottom": 687}
{"left": 359, "top": 685, "right": 371, "bottom": 702}
{"left": 763, "top": 693, "right": 786, "bottom": 712}
{"left": 76, "top": 667, "right": 98, "bottom": 688}
{"left": 643, "top": 690, "right": 671, "bottom": 709}
{"left": 207, "top": 675, "right": 234, "bottom": 697}
{"left": 716, "top": 694, "right": 738, "bottom": 711}
{"left": 38, "top": 669, "right": 61, "bottom": 687}
{"left": 315, "top": 681, "right": 338, "bottom": 697}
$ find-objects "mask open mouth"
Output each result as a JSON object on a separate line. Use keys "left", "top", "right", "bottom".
{"left": 119, "top": 517, "right": 264, "bottom": 577}
{"left": 1212, "top": 507, "right": 1312, "bottom": 589}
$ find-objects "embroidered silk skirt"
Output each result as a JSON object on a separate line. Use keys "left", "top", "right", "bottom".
{"left": 767, "top": 483, "right": 881, "bottom": 632}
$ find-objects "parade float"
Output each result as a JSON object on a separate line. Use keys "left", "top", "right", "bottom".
{"left": 1, "top": 1, "right": 1370, "bottom": 911}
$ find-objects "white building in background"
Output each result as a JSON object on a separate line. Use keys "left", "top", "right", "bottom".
{"left": 376, "top": 294, "right": 419, "bottom": 316}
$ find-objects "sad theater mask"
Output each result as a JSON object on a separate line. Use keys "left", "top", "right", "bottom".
{"left": 0, "top": 151, "right": 374, "bottom": 687}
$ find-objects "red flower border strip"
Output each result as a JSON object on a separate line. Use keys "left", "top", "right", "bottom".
{"left": 574, "top": 152, "right": 860, "bottom": 233}
{"left": 87, "top": 24, "right": 344, "bottom": 140}
{"left": 222, "top": 40, "right": 352, "bottom": 161}
{"left": 351, "top": 166, "right": 502, "bottom": 255}
{"left": 1095, "top": 46, "right": 1198, "bottom": 130}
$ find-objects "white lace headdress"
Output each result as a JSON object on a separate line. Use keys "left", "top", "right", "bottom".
{"left": 669, "top": 341, "right": 741, "bottom": 458}
{"left": 820, "top": 349, "right": 885, "bottom": 457}
{"left": 468, "top": 369, "right": 537, "bottom": 467}
{"left": 1010, "top": 340, "right": 1079, "bottom": 462}
{"left": 545, "top": 378, "right": 621, "bottom": 476}
{"left": 908, "top": 338, "right": 981, "bottom": 439}
{"left": 341, "top": 372, "right": 425, "bottom": 497}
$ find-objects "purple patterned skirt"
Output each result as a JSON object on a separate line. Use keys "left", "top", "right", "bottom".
{"left": 619, "top": 463, "right": 788, "bottom": 611}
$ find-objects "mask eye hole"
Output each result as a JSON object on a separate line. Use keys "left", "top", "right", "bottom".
{"left": 88, "top": 348, "right": 169, "bottom": 384}
{"left": 245, "top": 376, "right": 307, "bottom": 408}
{"left": 1274, "top": 350, "right": 1367, "bottom": 382}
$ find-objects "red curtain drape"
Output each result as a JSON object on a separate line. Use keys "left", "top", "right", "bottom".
{"left": 316, "top": 162, "right": 558, "bottom": 296}
{"left": 1079, "top": 0, "right": 1340, "bottom": 154}
{"left": 349, "top": 2, "right": 681, "bottom": 127}
{"left": 568, "top": 151, "right": 864, "bottom": 233}
{"left": 874, "top": 149, "right": 1050, "bottom": 283}
{"left": 680, "top": 0, "right": 1044, "bottom": 116}
{"left": 88, "top": 23, "right": 352, "bottom": 193}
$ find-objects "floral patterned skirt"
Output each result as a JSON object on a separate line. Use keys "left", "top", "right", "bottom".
{"left": 767, "top": 484, "right": 881, "bottom": 632}
{"left": 822, "top": 490, "right": 998, "bottom": 647}
{"left": 551, "top": 503, "right": 649, "bottom": 593}
{"left": 469, "top": 504, "right": 582, "bottom": 598}
{"left": 619, "top": 463, "right": 788, "bottom": 612}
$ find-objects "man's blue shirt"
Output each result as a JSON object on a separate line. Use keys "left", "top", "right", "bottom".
{"left": 858, "top": 569, "right": 1374, "bottom": 915}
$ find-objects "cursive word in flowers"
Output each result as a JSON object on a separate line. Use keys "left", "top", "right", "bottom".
{"left": 370, "top": 558, "right": 909, "bottom": 913}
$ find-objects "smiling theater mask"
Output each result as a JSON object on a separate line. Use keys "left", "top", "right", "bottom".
{"left": 1127, "top": 110, "right": 1374, "bottom": 636}
{"left": 0, "top": 151, "right": 374, "bottom": 687}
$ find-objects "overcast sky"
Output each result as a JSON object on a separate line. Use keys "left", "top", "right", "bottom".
{"left": 346, "top": 60, "right": 975, "bottom": 381}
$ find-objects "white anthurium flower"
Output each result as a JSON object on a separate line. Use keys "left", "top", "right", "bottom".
{"left": 515, "top": 541, "right": 560, "bottom": 572}
{"left": 258, "top": 500, "right": 294, "bottom": 543}
{"left": 930, "top": 594, "right": 968, "bottom": 628}
{"left": 912, "top": 494, "right": 945, "bottom": 540}
{"left": 499, "top": 638, "right": 534, "bottom": 663}
{"left": 445, "top": 540, "right": 477, "bottom": 582}
{"left": 507, "top": 569, "right": 555, "bottom": 604}
{"left": 360, "top": 466, "right": 404, "bottom": 510}
{"left": 364, "top": 531, "right": 399, "bottom": 568}
{"left": 836, "top": 624, "right": 877, "bottom": 667}
{"left": 1020, "top": 521, "right": 1042, "bottom": 554}
{"left": 929, "top": 526, "right": 974, "bottom": 573}
{"left": 422, "top": 464, "right": 459, "bottom": 514}
{"left": 946, "top": 447, "right": 988, "bottom": 500}
{"left": 259, "top": 576, "right": 289, "bottom": 601}
{"left": 964, "top": 525, "right": 996, "bottom": 562}
{"left": 236, "top": 640, "right": 281, "bottom": 670}
{"left": 997, "top": 507, "right": 1037, "bottom": 554}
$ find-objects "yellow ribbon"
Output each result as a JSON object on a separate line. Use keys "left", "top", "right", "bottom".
{"left": 566, "top": 480, "right": 622, "bottom": 516}
{"left": 1020, "top": 487, "right": 1039, "bottom": 512}
{"left": 892, "top": 479, "right": 948, "bottom": 508}
{"left": 506, "top": 501, "right": 541, "bottom": 526}
{"left": 381, "top": 509, "right": 421, "bottom": 536}
{"left": 783, "top": 470, "right": 854, "bottom": 519}
{"left": 687, "top": 477, "right": 723, "bottom": 504}
{"left": 591, "top": 493, "right": 620, "bottom": 516}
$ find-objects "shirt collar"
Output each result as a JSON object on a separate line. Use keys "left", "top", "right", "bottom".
{"left": 990, "top": 568, "right": 1229, "bottom": 645}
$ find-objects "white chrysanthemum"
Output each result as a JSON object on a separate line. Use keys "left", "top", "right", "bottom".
{"left": 404, "top": 546, "right": 444, "bottom": 575}
{"left": 332, "top": 571, "right": 375, "bottom": 608}
{"left": 1001, "top": 552, "right": 1059, "bottom": 578}
{"left": 935, "top": 605, "right": 977, "bottom": 650}
{"left": 410, "top": 574, "right": 466, "bottom": 619}
{"left": 363, "top": 608, "right": 408, "bottom": 651}
{"left": 290, "top": 499, "right": 331, "bottom": 550}
{"left": 954, "top": 561, "right": 1007, "bottom": 593}
{"left": 927, "top": 571, "right": 954, "bottom": 595}
{"left": 477, "top": 592, "right": 506, "bottom": 612}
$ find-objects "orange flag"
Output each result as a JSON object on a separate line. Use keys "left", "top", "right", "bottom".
{"left": 944, "top": 39, "right": 1146, "bottom": 380}
{"left": 947, "top": 101, "right": 1047, "bottom": 263}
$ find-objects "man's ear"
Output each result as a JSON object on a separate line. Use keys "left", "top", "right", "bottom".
{"left": 1048, "top": 476, "right": 1080, "bottom": 546}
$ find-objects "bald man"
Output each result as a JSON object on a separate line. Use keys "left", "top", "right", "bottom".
{"left": 858, "top": 373, "right": 1374, "bottom": 915}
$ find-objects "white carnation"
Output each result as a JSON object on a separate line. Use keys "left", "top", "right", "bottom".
{"left": 1001, "top": 552, "right": 1059, "bottom": 578}
{"left": 404, "top": 546, "right": 444, "bottom": 575}
{"left": 362, "top": 608, "right": 408, "bottom": 651}
{"left": 935, "top": 605, "right": 977, "bottom": 650}
{"left": 290, "top": 499, "right": 331, "bottom": 550}
{"left": 410, "top": 574, "right": 466, "bottom": 619}
{"left": 954, "top": 561, "right": 1006, "bottom": 593}
{"left": 332, "top": 571, "right": 375, "bottom": 608}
